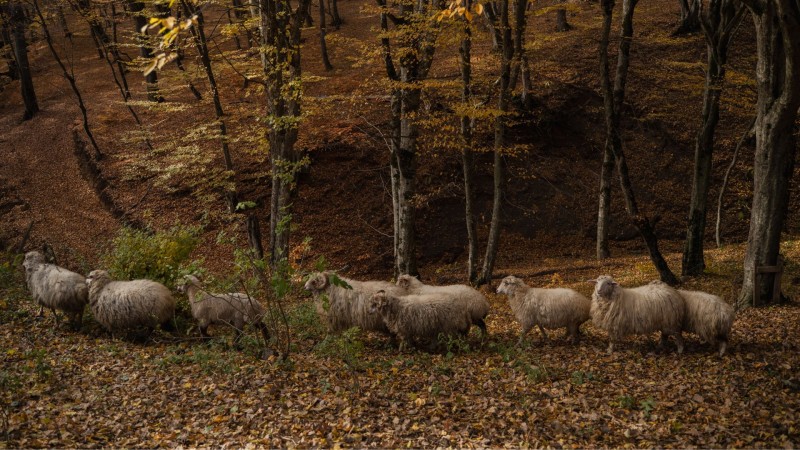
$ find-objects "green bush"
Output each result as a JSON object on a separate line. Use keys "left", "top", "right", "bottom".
{"left": 0, "top": 252, "right": 26, "bottom": 324}
{"left": 102, "top": 226, "right": 203, "bottom": 286}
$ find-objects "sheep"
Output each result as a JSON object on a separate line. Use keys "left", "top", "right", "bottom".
{"left": 22, "top": 251, "right": 88, "bottom": 330}
{"left": 177, "top": 275, "right": 270, "bottom": 348}
{"left": 368, "top": 290, "right": 472, "bottom": 350}
{"left": 396, "top": 275, "right": 490, "bottom": 334}
{"left": 590, "top": 275, "right": 686, "bottom": 354}
{"left": 85, "top": 270, "right": 175, "bottom": 334}
{"left": 304, "top": 271, "right": 404, "bottom": 334}
{"left": 495, "top": 275, "right": 590, "bottom": 345}
{"left": 676, "top": 288, "right": 734, "bottom": 356}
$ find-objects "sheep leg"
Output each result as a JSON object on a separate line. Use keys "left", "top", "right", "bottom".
{"left": 199, "top": 325, "right": 211, "bottom": 339}
{"left": 606, "top": 341, "right": 615, "bottom": 354}
{"left": 517, "top": 325, "right": 533, "bottom": 347}
{"left": 568, "top": 324, "right": 580, "bottom": 344}
{"left": 718, "top": 338, "right": 727, "bottom": 357}
{"left": 161, "top": 319, "right": 175, "bottom": 332}
{"left": 674, "top": 332, "right": 685, "bottom": 354}
{"left": 537, "top": 325, "right": 549, "bottom": 341}
{"left": 658, "top": 333, "right": 669, "bottom": 350}
{"left": 476, "top": 318, "right": 487, "bottom": 336}
{"left": 233, "top": 329, "right": 244, "bottom": 350}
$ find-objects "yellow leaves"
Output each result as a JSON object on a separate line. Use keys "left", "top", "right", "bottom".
{"left": 436, "top": 1, "right": 485, "bottom": 22}
{"left": 140, "top": 15, "right": 198, "bottom": 75}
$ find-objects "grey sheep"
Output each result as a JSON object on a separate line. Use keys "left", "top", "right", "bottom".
{"left": 396, "top": 275, "right": 490, "bottom": 334}
{"left": 177, "top": 275, "right": 270, "bottom": 347}
{"left": 496, "top": 275, "right": 590, "bottom": 345}
{"left": 22, "top": 251, "right": 88, "bottom": 329}
{"left": 677, "top": 288, "right": 734, "bottom": 356}
{"left": 304, "top": 271, "right": 404, "bottom": 334}
{"left": 85, "top": 270, "right": 175, "bottom": 333}
{"left": 590, "top": 275, "right": 685, "bottom": 354}
{"left": 368, "top": 290, "right": 472, "bottom": 350}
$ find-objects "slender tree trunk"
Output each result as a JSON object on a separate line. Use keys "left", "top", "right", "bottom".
{"left": 596, "top": 143, "right": 613, "bottom": 259}
{"left": 182, "top": 0, "right": 239, "bottom": 212}
{"left": 319, "top": 0, "right": 333, "bottom": 70}
{"left": 8, "top": 3, "right": 38, "bottom": 120}
{"left": 478, "top": 0, "right": 511, "bottom": 286}
{"left": 599, "top": 0, "right": 678, "bottom": 284}
{"left": 329, "top": 0, "right": 342, "bottom": 28}
{"left": 129, "top": 1, "right": 162, "bottom": 102}
{"left": 556, "top": 1, "right": 571, "bottom": 32}
{"left": 259, "top": 0, "right": 309, "bottom": 266}
{"left": 673, "top": 0, "right": 701, "bottom": 35}
{"left": 716, "top": 117, "right": 755, "bottom": 247}
{"left": 32, "top": 0, "right": 101, "bottom": 157}
{"left": 1, "top": 22, "right": 19, "bottom": 80}
{"left": 55, "top": 4, "right": 72, "bottom": 38}
{"left": 460, "top": 9, "right": 478, "bottom": 283}
{"left": 738, "top": 0, "right": 800, "bottom": 307}
{"left": 682, "top": 0, "right": 745, "bottom": 276}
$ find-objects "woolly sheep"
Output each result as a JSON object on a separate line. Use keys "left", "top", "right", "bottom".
{"left": 495, "top": 275, "right": 590, "bottom": 345}
{"left": 177, "top": 275, "right": 270, "bottom": 347}
{"left": 396, "top": 275, "right": 490, "bottom": 333}
{"left": 22, "top": 251, "right": 88, "bottom": 329}
{"left": 85, "top": 270, "right": 175, "bottom": 334}
{"left": 590, "top": 275, "right": 685, "bottom": 354}
{"left": 304, "top": 271, "right": 405, "bottom": 334}
{"left": 368, "top": 290, "right": 472, "bottom": 350}
{"left": 676, "top": 288, "right": 734, "bottom": 356}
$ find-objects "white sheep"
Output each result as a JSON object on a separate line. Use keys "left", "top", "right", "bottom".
{"left": 85, "top": 270, "right": 176, "bottom": 334}
{"left": 22, "top": 251, "right": 88, "bottom": 329}
{"left": 304, "top": 271, "right": 404, "bottom": 334}
{"left": 396, "top": 275, "right": 490, "bottom": 334}
{"left": 676, "top": 288, "right": 734, "bottom": 356}
{"left": 177, "top": 275, "right": 270, "bottom": 347}
{"left": 590, "top": 275, "right": 685, "bottom": 354}
{"left": 495, "top": 275, "right": 590, "bottom": 345}
{"left": 368, "top": 290, "right": 472, "bottom": 350}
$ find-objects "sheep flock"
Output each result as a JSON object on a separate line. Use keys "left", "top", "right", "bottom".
{"left": 18, "top": 250, "right": 738, "bottom": 357}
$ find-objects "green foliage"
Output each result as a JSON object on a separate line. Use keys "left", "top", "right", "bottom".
{"left": 439, "top": 333, "right": 471, "bottom": 359}
{"left": 315, "top": 327, "right": 365, "bottom": 371}
{"left": 157, "top": 346, "right": 239, "bottom": 375}
{"left": 103, "top": 225, "right": 203, "bottom": 286}
{"left": 617, "top": 395, "right": 636, "bottom": 409}
{"left": 287, "top": 301, "right": 324, "bottom": 342}
{"left": 571, "top": 370, "right": 595, "bottom": 385}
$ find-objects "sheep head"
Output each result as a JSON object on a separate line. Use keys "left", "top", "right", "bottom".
{"left": 304, "top": 272, "right": 329, "bottom": 292}
{"left": 369, "top": 290, "right": 388, "bottom": 314}
{"left": 396, "top": 274, "right": 421, "bottom": 290}
{"left": 177, "top": 275, "right": 201, "bottom": 294}
{"left": 496, "top": 276, "right": 523, "bottom": 295}
{"left": 23, "top": 251, "right": 45, "bottom": 271}
{"left": 592, "top": 275, "right": 618, "bottom": 298}
{"left": 85, "top": 270, "right": 111, "bottom": 288}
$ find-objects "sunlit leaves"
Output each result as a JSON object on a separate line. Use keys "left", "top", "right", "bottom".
{"left": 140, "top": 15, "right": 198, "bottom": 75}
{"left": 437, "top": 0, "right": 484, "bottom": 22}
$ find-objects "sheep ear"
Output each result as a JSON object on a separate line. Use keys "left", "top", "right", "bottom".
{"left": 586, "top": 279, "right": 598, "bottom": 284}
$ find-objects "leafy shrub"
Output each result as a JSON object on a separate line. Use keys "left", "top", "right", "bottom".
{"left": 102, "top": 225, "right": 203, "bottom": 286}
{"left": 0, "top": 252, "right": 26, "bottom": 324}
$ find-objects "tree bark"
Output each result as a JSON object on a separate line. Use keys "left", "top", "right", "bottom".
{"left": 32, "top": 0, "right": 101, "bottom": 158}
{"left": 182, "top": 0, "right": 239, "bottom": 212}
{"left": 737, "top": 0, "right": 800, "bottom": 307}
{"left": 129, "top": 1, "right": 162, "bottom": 102}
{"left": 556, "top": 6, "right": 571, "bottom": 31}
{"left": 376, "top": 0, "right": 436, "bottom": 277}
{"left": 8, "top": 2, "right": 39, "bottom": 120}
{"left": 329, "top": 0, "right": 342, "bottom": 29}
{"left": 1, "top": 21, "right": 19, "bottom": 80}
{"left": 673, "top": 0, "right": 701, "bottom": 35}
{"left": 319, "top": 0, "right": 333, "bottom": 70}
{"left": 259, "top": 0, "right": 309, "bottom": 266}
{"left": 599, "top": 0, "right": 678, "bottom": 285}
{"left": 478, "top": 0, "right": 511, "bottom": 286}
{"left": 596, "top": 143, "right": 613, "bottom": 259}
{"left": 459, "top": 7, "right": 478, "bottom": 283}
{"left": 681, "top": 0, "right": 745, "bottom": 276}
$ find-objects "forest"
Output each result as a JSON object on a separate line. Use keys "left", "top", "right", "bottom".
{"left": 0, "top": 0, "right": 799, "bottom": 445}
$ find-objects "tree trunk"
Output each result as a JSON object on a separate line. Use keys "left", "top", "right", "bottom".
{"left": 129, "top": 1, "right": 162, "bottom": 102}
{"left": 596, "top": 143, "right": 613, "bottom": 259}
{"left": 556, "top": 7, "right": 571, "bottom": 31}
{"left": 32, "top": 0, "right": 101, "bottom": 158}
{"left": 8, "top": 3, "right": 38, "bottom": 120}
{"left": 247, "top": 214, "right": 264, "bottom": 259}
{"left": 1, "top": 22, "right": 19, "bottom": 80}
{"left": 55, "top": 4, "right": 72, "bottom": 38}
{"left": 319, "top": 0, "right": 333, "bottom": 70}
{"left": 674, "top": 0, "right": 701, "bottom": 35}
{"left": 599, "top": 0, "right": 678, "bottom": 285}
{"left": 682, "top": 0, "right": 745, "bottom": 276}
{"left": 478, "top": 0, "right": 511, "bottom": 286}
{"left": 329, "top": 0, "right": 342, "bottom": 28}
{"left": 738, "top": 0, "right": 800, "bottom": 307}
{"left": 459, "top": 10, "right": 478, "bottom": 283}
{"left": 182, "top": 0, "right": 238, "bottom": 212}
{"left": 259, "top": 0, "right": 309, "bottom": 267}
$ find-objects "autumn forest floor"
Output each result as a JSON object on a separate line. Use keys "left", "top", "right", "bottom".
{"left": 1, "top": 0, "right": 800, "bottom": 446}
